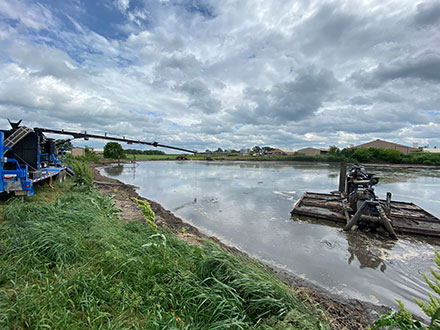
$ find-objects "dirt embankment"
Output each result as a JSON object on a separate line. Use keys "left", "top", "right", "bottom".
{"left": 92, "top": 161, "right": 390, "bottom": 329}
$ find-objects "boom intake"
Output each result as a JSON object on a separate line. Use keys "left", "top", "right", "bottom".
{"left": 34, "top": 127, "right": 197, "bottom": 154}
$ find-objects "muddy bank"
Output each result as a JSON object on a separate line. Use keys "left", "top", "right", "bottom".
{"left": 92, "top": 161, "right": 391, "bottom": 329}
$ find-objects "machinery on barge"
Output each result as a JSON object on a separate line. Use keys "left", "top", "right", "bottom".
{"left": 291, "top": 163, "right": 440, "bottom": 239}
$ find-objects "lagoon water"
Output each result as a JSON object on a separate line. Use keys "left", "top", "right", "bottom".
{"left": 102, "top": 161, "right": 440, "bottom": 318}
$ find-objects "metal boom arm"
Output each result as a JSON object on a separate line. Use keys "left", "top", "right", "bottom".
{"left": 34, "top": 127, "right": 196, "bottom": 154}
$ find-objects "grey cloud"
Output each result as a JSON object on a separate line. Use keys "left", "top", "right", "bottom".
{"left": 374, "top": 91, "right": 403, "bottom": 104}
{"left": 411, "top": 123, "right": 440, "bottom": 141}
{"left": 377, "top": 51, "right": 440, "bottom": 82}
{"left": 414, "top": 1, "right": 440, "bottom": 27}
{"left": 188, "top": 97, "right": 221, "bottom": 115}
{"left": 155, "top": 53, "right": 202, "bottom": 76}
{"left": 230, "top": 67, "right": 338, "bottom": 124}
{"left": 293, "top": 105, "right": 429, "bottom": 135}
{"left": 1, "top": 0, "right": 440, "bottom": 151}
{"left": 350, "top": 91, "right": 402, "bottom": 105}
{"left": 177, "top": 79, "right": 209, "bottom": 97}
{"left": 351, "top": 51, "right": 440, "bottom": 88}
{"left": 350, "top": 96, "right": 373, "bottom": 105}
{"left": 299, "top": 3, "right": 360, "bottom": 54}
{"left": 192, "top": 116, "right": 233, "bottom": 135}
{"left": 153, "top": 29, "right": 185, "bottom": 52}
{"left": 5, "top": 41, "right": 80, "bottom": 79}
{"left": 174, "top": 79, "right": 221, "bottom": 114}
{"left": 175, "top": 0, "right": 217, "bottom": 19}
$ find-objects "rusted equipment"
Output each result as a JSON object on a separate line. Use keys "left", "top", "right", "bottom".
{"left": 291, "top": 192, "right": 440, "bottom": 238}
{"left": 291, "top": 164, "right": 440, "bottom": 239}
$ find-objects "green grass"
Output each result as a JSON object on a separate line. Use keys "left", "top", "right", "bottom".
{"left": 0, "top": 182, "right": 327, "bottom": 329}
{"left": 131, "top": 154, "right": 185, "bottom": 160}
{"left": 132, "top": 151, "right": 440, "bottom": 166}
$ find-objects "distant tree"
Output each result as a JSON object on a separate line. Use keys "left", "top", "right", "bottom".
{"left": 84, "top": 146, "right": 100, "bottom": 161}
{"left": 215, "top": 148, "right": 223, "bottom": 153}
{"left": 328, "top": 145, "right": 340, "bottom": 154}
{"left": 85, "top": 146, "right": 94, "bottom": 156}
{"left": 262, "top": 146, "right": 275, "bottom": 153}
{"left": 104, "top": 142, "right": 126, "bottom": 159}
{"left": 351, "top": 148, "right": 370, "bottom": 162}
{"left": 144, "top": 150, "right": 165, "bottom": 155}
{"left": 252, "top": 146, "right": 261, "bottom": 153}
{"left": 56, "top": 139, "right": 73, "bottom": 152}
{"left": 125, "top": 149, "right": 166, "bottom": 155}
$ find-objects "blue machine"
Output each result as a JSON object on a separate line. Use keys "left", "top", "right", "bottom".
{"left": 1, "top": 121, "right": 67, "bottom": 196}
{"left": 1, "top": 120, "right": 196, "bottom": 197}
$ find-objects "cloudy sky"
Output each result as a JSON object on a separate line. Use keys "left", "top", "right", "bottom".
{"left": 0, "top": 0, "right": 439, "bottom": 151}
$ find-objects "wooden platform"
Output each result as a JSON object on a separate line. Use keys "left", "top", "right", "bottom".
{"left": 291, "top": 192, "right": 440, "bottom": 238}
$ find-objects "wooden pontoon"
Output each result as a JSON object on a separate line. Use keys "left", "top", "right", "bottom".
{"left": 291, "top": 163, "right": 440, "bottom": 239}
{"left": 291, "top": 192, "right": 440, "bottom": 238}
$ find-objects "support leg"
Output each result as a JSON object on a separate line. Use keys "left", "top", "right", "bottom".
{"left": 344, "top": 201, "right": 367, "bottom": 231}
{"left": 378, "top": 205, "right": 398, "bottom": 239}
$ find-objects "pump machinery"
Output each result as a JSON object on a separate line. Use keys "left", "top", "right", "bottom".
{"left": 0, "top": 120, "right": 196, "bottom": 196}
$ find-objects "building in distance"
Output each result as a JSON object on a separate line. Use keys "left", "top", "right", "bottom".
{"left": 269, "top": 148, "right": 295, "bottom": 156}
{"left": 422, "top": 147, "right": 440, "bottom": 153}
{"left": 296, "top": 147, "right": 329, "bottom": 156}
{"left": 352, "top": 139, "right": 418, "bottom": 155}
{"left": 71, "top": 147, "right": 85, "bottom": 157}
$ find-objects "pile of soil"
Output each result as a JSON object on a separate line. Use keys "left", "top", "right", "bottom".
{"left": 92, "top": 161, "right": 389, "bottom": 329}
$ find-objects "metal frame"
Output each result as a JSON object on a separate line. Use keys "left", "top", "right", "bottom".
{"left": 2, "top": 121, "right": 195, "bottom": 197}
{"left": 1, "top": 131, "right": 65, "bottom": 197}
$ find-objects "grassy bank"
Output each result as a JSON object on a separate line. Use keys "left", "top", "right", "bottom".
{"left": 126, "top": 149, "right": 440, "bottom": 166}
{"left": 0, "top": 181, "right": 327, "bottom": 329}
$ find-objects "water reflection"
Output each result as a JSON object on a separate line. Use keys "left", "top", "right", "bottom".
{"left": 103, "top": 165, "right": 124, "bottom": 176}
{"left": 101, "top": 161, "right": 440, "bottom": 318}
{"left": 294, "top": 216, "right": 394, "bottom": 271}
{"left": 346, "top": 232, "right": 395, "bottom": 272}
{"left": 103, "top": 163, "right": 138, "bottom": 179}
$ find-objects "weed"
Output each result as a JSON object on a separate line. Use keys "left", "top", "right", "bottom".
{"left": 71, "top": 160, "right": 94, "bottom": 189}
{"left": 132, "top": 197, "right": 157, "bottom": 231}
{"left": 0, "top": 187, "right": 327, "bottom": 329}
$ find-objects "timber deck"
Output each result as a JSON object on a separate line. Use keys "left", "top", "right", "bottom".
{"left": 291, "top": 192, "right": 440, "bottom": 238}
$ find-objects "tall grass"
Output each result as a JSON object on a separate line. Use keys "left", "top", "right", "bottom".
{"left": 70, "top": 160, "right": 94, "bottom": 188}
{"left": 0, "top": 187, "right": 326, "bottom": 329}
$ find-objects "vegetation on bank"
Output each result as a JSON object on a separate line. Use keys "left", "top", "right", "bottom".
{"left": 0, "top": 172, "right": 327, "bottom": 328}
{"left": 126, "top": 149, "right": 166, "bottom": 156}
{"left": 68, "top": 141, "right": 440, "bottom": 165}
{"left": 131, "top": 154, "right": 182, "bottom": 160}
{"left": 128, "top": 148, "right": 440, "bottom": 165}
{"left": 206, "top": 147, "right": 440, "bottom": 165}
{"left": 321, "top": 146, "right": 440, "bottom": 166}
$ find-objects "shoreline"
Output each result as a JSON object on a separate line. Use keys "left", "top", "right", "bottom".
{"left": 93, "top": 160, "right": 392, "bottom": 328}
{"left": 124, "top": 156, "right": 440, "bottom": 170}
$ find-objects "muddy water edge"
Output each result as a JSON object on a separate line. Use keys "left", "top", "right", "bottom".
{"left": 92, "top": 161, "right": 399, "bottom": 328}
{"left": 98, "top": 160, "right": 440, "bottom": 323}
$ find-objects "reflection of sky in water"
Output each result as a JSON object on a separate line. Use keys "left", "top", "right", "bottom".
{"left": 101, "top": 161, "right": 440, "bottom": 319}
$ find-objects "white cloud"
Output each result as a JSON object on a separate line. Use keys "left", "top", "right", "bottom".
{"left": 0, "top": 0, "right": 438, "bottom": 150}
{"left": 0, "top": 0, "right": 56, "bottom": 30}
{"left": 115, "top": 0, "right": 130, "bottom": 13}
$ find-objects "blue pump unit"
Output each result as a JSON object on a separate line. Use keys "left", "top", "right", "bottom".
{"left": 1, "top": 120, "right": 196, "bottom": 197}
{"left": 1, "top": 122, "right": 67, "bottom": 197}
